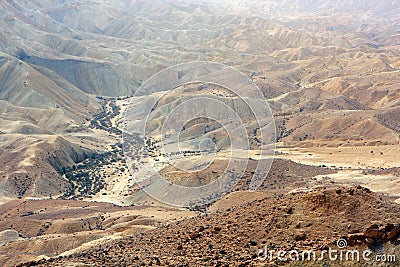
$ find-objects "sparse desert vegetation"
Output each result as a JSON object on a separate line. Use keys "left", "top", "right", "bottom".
{"left": 0, "top": 0, "right": 399, "bottom": 266}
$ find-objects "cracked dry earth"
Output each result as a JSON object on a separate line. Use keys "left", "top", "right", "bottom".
{"left": 20, "top": 186, "right": 400, "bottom": 267}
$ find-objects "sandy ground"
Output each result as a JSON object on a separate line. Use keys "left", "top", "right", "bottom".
{"left": 275, "top": 142, "right": 400, "bottom": 203}
{"left": 276, "top": 142, "right": 400, "bottom": 169}
{"left": 0, "top": 196, "right": 14, "bottom": 206}
{"left": 314, "top": 170, "right": 400, "bottom": 196}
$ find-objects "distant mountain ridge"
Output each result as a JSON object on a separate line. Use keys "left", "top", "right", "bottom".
{"left": 0, "top": 0, "right": 399, "bottom": 199}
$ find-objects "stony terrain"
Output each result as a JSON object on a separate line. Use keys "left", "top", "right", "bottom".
{"left": 19, "top": 186, "right": 400, "bottom": 266}
{"left": 0, "top": 0, "right": 399, "bottom": 200}
{"left": 0, "top": 0, "right": 400, "bottom": 266}
{"left": 0, "top": 158, "right": 353, "bottom": 266}
{"left": 0, "top": 199, "right": 194, "bottom": 266}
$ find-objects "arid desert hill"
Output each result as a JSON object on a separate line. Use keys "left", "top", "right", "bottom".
{"left": 0, "top": 0, "right": 399, "bottom": 200}
{"left": 0, "top": 1, "right": 400, "bottom": 266}
{"left": 19, "top": 186, "right": 400, "bottom": 266}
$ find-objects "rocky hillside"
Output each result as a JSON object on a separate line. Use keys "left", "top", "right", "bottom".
{"left": 0, "top": 0, "right": 399, "bottom": 212}
{"left": 20, "top": 186, "right": 400, "bottom": 266}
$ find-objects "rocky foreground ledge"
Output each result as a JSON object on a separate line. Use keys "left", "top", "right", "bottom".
{"left": 19, "top": 186, "right": 400, "bottom": 266}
